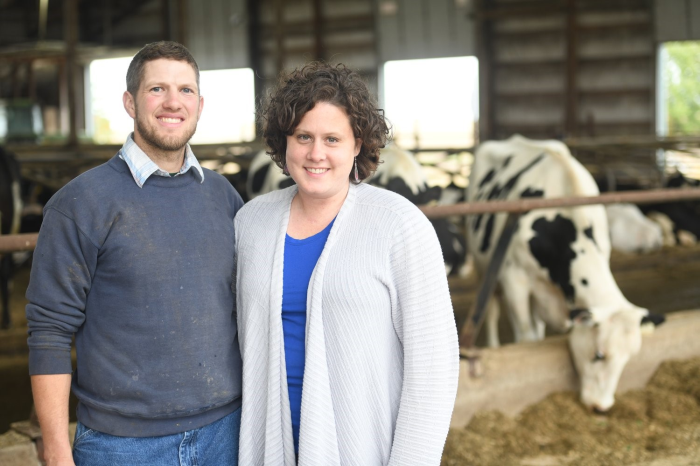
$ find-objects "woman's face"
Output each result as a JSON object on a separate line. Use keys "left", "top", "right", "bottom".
{"left": 285, "top": 101, "right": 361, "bottom": 203}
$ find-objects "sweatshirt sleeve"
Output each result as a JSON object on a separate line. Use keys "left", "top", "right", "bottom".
{"left": 387, "top": 208, "right": 460, "bottom": 465}
{"left": 26, "top": 206, "right": 98, "bottom": 375}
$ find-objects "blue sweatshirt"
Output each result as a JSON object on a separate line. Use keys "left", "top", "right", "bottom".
{"left": 26, "top": 155, "right": 244, "bottom": 437}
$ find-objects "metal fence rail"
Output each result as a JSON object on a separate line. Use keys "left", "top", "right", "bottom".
{"left": 2, "top": 187, "right": 700, "bottom": 253}
{"left": 0, "top": 233, "right": 38, "bottom": 254}
{"left": 420, "top": 187, "right": 700, "bottom": 219}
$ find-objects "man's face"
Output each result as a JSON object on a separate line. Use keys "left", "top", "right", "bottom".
{"left": 123, "top": 58, "right": 203, "bottom": 154}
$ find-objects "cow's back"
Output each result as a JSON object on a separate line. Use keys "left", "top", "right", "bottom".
{"left": 467, "top": 135, "right": 610, "bottom": 273}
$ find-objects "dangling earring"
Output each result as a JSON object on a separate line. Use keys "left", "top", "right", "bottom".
{"left": 283, "top": 163, "right": 289, "bottom": 175}
{"left": 354, "top": 157, "right": 359, "bottom": 182}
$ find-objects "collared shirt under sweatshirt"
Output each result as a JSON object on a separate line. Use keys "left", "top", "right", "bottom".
{"left": 26, "top": 145, "right": 244, "bottom": 437}
{"left": 235, "top": 183, "right": 459, "bottom": 465}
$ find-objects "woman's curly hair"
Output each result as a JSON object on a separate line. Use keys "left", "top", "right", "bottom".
{"left": 259, "top": 62, "right": 391, "bottom": 183}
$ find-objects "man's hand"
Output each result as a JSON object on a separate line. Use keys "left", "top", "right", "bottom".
{"left": 31, "top": 374, "right": 74, "bottom": 466}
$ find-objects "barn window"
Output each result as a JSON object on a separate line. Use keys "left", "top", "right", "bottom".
{"left": 85, "top": 57, "right": 255, "bottom": 145}
{"left": 657, "top": 41, "right": 700, "bottom": 179}
{"left": 381, "top": 56, "right": 479, "bottom": 150}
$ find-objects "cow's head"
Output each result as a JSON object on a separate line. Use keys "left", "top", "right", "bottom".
{"left": 568, "top": 307, "right": 665, "bottom": 412}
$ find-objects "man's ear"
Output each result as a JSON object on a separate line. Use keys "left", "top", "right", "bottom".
{"left": 197, "top": 95, "right": 204, "bottom": 120}
{"left": 123, "top": 91, "right": 136, "bottom": 119}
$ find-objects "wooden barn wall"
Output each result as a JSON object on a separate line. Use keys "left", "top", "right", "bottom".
{"left": 375, "top": 0, "right": 476, "bottom": 62}
{"left": 185, "top": 0, "right": 250, "bottom": 70}
{"left": 109, "top": 1, "right": 164, "bottom": 47}
{"left": 478, "top": 0, "right": 656, "bottom": 141}
{"left": 655, "top": 0, "right": 700, "bottom": 41}
{"left": 253, "top": 0, "right": 377, "bottom": 100}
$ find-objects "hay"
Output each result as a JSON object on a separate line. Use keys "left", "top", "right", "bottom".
{"left": 442, "top": 357, "right": 700, "bottom": 466}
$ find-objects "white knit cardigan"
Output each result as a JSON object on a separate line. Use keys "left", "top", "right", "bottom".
{"left": 234, "top": 183, "right": 459, "bottom": 465}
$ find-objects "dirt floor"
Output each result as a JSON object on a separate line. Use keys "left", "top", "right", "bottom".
{"left": 442, "top": 357, "right": 700, "bottom": 466}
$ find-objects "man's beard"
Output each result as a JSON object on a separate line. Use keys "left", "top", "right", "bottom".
{"left": 134, "top": 109, "right": 198, "bottom": 152}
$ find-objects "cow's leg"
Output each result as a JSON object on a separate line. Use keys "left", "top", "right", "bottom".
{"left": 531, "top": 283, "right": 570, "bottom": 334}
{"left": 500, "top": 268, "right": 537, "bottom": 342}
{"left": 0, "top": 254, "right": 11, "bottom": 329}
{"left": 485, "top": 295, "right": 501, "bottom": 348}
{"left": 532, "top": 314, "right": 546, "bottom": 340}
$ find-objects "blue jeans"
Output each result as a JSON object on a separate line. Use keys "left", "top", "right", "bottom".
{"left": 72, "top": 407, "right": 240, "bottom": 466}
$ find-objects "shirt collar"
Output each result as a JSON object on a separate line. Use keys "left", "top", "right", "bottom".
{"left": 118, "top": 133, "right": 205, "bottom": 188}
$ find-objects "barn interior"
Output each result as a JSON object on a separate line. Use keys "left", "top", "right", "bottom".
{"left": 1, "top": 0, "right": 700, "bottom": 464}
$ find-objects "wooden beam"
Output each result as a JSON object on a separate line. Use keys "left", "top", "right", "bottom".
{"left": 475, "top": 0, "right": 495, "bottom": 141}
{"left": 475, "top": 0, "right": 567, "bottom": 20}
{"left": 274, "top": 0, "right": 284, "bottom": 75}
{"left": 247, "top": 0, "right": 263, "bottom": 133}
{"left": 565, "top": 0, "right": 578, "bottom": 136}
{"left": 102, "top": 0, "right": 113, "bottom": 45}
{"left": 312, "top": 0, "right": 324, "bottom": 61}
{"left": 63, "top": 0, "right": 79, "bottom": 147}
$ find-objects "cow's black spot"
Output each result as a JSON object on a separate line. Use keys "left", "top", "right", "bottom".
{"left": 520, "top": 188, "right": 544, "bottom": 198}
{"left": 433, "top": 218, "right": 467, "bottom": 276}
{"left": 584, "top": 226, "right": 596, "bottom": 246}
{"left": 487, "top": 154, "right": 546, "bottom": 201}
{"left": 381, "top": 177, "right": 438, "bottom": 205}
{"left": 569, "top": 308, "right": 590, "bottom": 321}
{"left": 502, "top": 155, "right": 513, "bottom": 168}
{"left": 487, "top": 183, "right": 504, "bottom": 200}
{"left": 478, "top": 169, "right": 496, "bottom": 188}
{"left": 279, "top": 177, "right": 296, "bottom": 189}
{"left": 480, "top": 214, "right": 495, "bottom": 253}
{"left": 473, "top": 214, "right": 483, "bottom": 232}
{"left": 529, "top": 214, "right": 578, "bottom": 302}
{"left": 581, "top": 278, "right": 588, "bottom": 286}
{"left": 641, "top": 314, "right": 666, "bottom": 326}
{"left": 251, "top": 163, "right": 271, "bottom": 194}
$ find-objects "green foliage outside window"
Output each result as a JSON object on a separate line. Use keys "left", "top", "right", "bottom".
{"left": 663, "top": 41, "right": 700, "bottom": 136}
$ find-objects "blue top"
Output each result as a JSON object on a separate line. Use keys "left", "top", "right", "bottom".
{"left": 25, "top": 154, "right": 244, "bottom": 437}
{"left": 282, "top": 218, "right": 335, "bottom": 454}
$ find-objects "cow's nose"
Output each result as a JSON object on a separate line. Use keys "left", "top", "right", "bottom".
{"left": 592, "top": 405, "right": 609, "bottom": 415}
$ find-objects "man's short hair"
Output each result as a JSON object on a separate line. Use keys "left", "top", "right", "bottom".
{"left": 126, "top": 41, "right": 200, "bottom": 95}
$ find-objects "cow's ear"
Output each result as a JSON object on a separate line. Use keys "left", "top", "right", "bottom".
{"left": 570, "top": 308, "right": 593, "bottom": 325}
{"left": 641, "top": 313, "right": 665, "bottom": 327}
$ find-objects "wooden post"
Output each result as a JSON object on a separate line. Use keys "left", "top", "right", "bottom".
{"left": 63, "top": 0, "right": 79, "bottom": 147}
{"left": 565, "top": 0, "right": 578, "bottom": 137}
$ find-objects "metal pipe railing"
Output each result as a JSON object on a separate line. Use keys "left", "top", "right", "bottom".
{"left": 2, "top": 187, "right": 700, "bottom": 253}
{"left": 419, "top": 187, "right": 700, "bottom": 219}
{"left": 0, "top": 233, "right": 38, "bottom": 254}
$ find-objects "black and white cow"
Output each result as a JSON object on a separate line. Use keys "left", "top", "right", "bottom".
{"left": 246, "top": 150, "right": 296, "bottom": 200}
{"left": 368, "top": 145, "right": 467, "bottom": 276}
{"left": 246, "top": 145, "right": 468, "bottom": 275}
{"left": 467, "top": 135, "right": 664, "bottom": 412}
{"left": 644, "top": 172, "right": 700, "bottom": 245}
{"left": 605, "top": 203, "right": 663, "bottom": 254}
{"left": 0, "top": 147, "right": 23, "bottom": 329}
{"left": 598, "top": 172, "right": 700, "bottom": 248}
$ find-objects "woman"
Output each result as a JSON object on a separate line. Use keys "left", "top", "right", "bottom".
{"left": 235, "top": 62, "right": 459, "bottom": 465}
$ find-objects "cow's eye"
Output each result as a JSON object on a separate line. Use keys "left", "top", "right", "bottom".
{"left": 592, "top": 351, "right": 606, "bottom": 362}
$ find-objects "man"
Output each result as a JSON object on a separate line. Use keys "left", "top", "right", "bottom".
{"left": 26, "top": 41, "right": 244, "bottom": 466}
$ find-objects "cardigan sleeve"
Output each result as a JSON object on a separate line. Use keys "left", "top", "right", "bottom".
{"left": 387, "top": 208, "right": 459, "bottom": 465}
